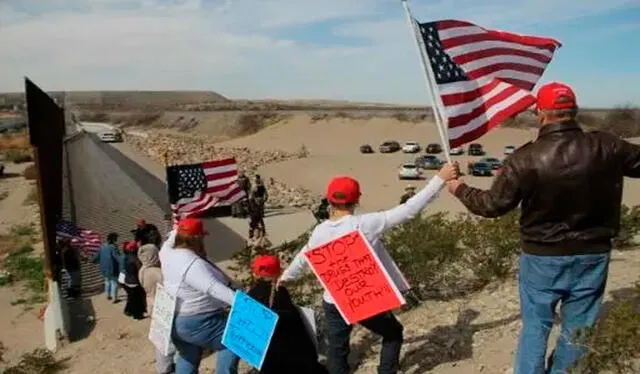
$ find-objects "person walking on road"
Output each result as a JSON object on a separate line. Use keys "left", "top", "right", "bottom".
{"left": 122, "top": 241, "right": 146, "bottom": 320}
{"left": 446, "top": 82, "right": 640, "bottom": 374}
{"left": 399, "top": 185, "right": 416, "bottom": 204}
{"left": 251, "top": 174, "right": 268, "bottom": 216}
{"left": 279, "top": 162, "right": 459, "bottom": 374}
{"left": 92, "top": 232, "right": 121, "bottom": 303}
{"left": 160, "top": 218, "right": 240, "bottom": 374}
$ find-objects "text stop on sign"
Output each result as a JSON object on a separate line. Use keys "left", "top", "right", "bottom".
{"left": 304, "top": 230, "right": 406, "bottom": 324}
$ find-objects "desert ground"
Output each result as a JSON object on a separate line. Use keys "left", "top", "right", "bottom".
{"left": 1, "top": 108, "right": 639, "bottom": 373}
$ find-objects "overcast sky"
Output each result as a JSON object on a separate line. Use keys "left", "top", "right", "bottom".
{"left": 1, "top": 0, "right": 638, "bottom": 107}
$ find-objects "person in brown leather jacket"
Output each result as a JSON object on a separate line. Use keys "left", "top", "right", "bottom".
{"left": 446, "top": 82, "right": 640, "bottom": 374}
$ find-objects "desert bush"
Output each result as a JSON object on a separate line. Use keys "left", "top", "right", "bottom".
{"left": 310, "top": 113, "right": 330, "bottom": 122}
{"left": 0, "top": 192, "right": 8, "bottom": 201}
{"left": 0, "top": 346, "right": 66, "bottom": 373}
{"left": 392, "top": 112, "right": 411, "bottom": 122}
{"left": 235, "top": 112, "right": 285, "bottom": 136}
{"left": 2, "top": 244, "right": 45, "bottom": 294}
{"left": 615, "top": 205, "right": 640, "bottom": 249}
{"left": 571, "top": 282, "right": 640, "bottom": 374}
{"left": 296, "top": 144, "right": 309, "bottom": 158}
{"left": 458, "top": 209, "right": 521, "bottom": 286}
{"left": 598, "top": 106, "right": 640, "bottom": 138}
{"left": 22, "top": 165, "right": 37, "bottom": 180}
{"left": 78, "top": 111, "right": 109, "bottom": 122}
{"left": 3, "top": 149, "right": 32, "bottom": 164}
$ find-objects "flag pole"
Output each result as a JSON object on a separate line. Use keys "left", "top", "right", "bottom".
{"left": 400, "top": 0, "right": 452, "bottom": 164}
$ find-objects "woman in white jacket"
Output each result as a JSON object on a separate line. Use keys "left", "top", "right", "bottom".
{"left": 160, "top": 218, "right": 239, "bottom": 374}
{"left": 279, "top": 162, "right": 458, "bottom": 374}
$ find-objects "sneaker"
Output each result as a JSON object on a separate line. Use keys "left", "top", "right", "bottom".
{"left": 107, "top": 296, "right": 112, "bottom": 301}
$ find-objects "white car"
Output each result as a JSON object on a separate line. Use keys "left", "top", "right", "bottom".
{"left": 98, "top": 131, "right": 122, "bottom": 142}
{"left": 398, "top": 162, "right": 423, "bottom": 180}
{"left": 402, "top": 141, "right": 421, "bottom": 153}
{"left": 504, "top": 145, "right": 516, "bottom": 155}
{"left": 450, "top": 147, "right": 464, "bottom": 155}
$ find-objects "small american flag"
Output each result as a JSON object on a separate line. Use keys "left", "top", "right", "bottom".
{"left": 167, "top": 157, "right": 246, "bottom": 220}
{"left": 415, "top": 19, "right": 561, "bottom": 147}
{"left": 56, "top": 220, "right": 102, "bottom": 256}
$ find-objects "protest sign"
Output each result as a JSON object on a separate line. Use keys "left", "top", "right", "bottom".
{"left": 148, "top": 283, "right": 177, "bottom": 356}
{"left": 304, "top": 230, "right": 406, "bottom": 324}
{"left": 222, "top": 291, "right": 279, "bottom": 369}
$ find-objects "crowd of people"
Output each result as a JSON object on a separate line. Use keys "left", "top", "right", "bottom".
{"left": 73, "top": 82, "right": 640, "bottom": 374}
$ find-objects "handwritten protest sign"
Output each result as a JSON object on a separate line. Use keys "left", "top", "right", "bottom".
{"left": 148, "top": 283, "right": 177, "bottom": 356}
{"left": 222, "top": 291, "right": 279, "bottom": 369}
{"left": 304, "top": 230, "right": 406, "bottom": 324}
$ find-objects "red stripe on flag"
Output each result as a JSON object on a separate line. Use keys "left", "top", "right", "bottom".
{"left": 206, "top": 170, "right": 238, "bottom": 182}
{"left": 447, "top": 85, "right": 522, "bottom": 128}
{"left": 202, "top": 158, "right": 237, "bottom": 169}
{"left": 453, "top": 47, "right": 552, "bottom": 65}
{"left": 449, "top": 95, "right": 536, "bottom": 147}
{"left": 442, "top": 32, "right": 560, "bottom": 52}
{"left": 466, "top": 62, "right": 545, "bottom": 81}
{"left": 440, "top": 80, "right": 501, "bottom": 106}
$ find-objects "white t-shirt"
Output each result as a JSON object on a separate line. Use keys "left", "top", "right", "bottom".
{"left": 280, "top": 175, "right": 445, "bottom": 304}
{"left": 159, "top": 230, "right": 235, "bottom": 316}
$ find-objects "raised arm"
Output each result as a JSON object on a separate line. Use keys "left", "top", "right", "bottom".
{"left": 160, "top": 229, "right": 177, "bottom": 253}
{"left": 184, "top": 259, "right": 236, "bottom": 305}
{"left": 618, "top": 138, "right": 640, "bottom": 178}
{"left": 360, "top": 174, "right": 446, "bottom": 238}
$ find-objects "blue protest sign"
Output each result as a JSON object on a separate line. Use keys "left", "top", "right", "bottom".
{"left": 222, "top": 290, "right": 279, "bottom": 369}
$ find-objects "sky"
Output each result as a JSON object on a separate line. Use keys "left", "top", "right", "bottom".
{"left": 0, "top": 0, "right": 639, "bottom": 107}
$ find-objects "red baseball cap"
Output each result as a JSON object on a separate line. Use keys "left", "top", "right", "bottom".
{"left": 536, "top": 82, "right": 577, "bottom": 111}
{"left": 124, "top": 241, "right": 138, "bottom": 251}
{"left": 137, "top": 219, "right": 146, "bottom": 228}
{"left": 177, "top": 217, "right": 208, "bottom": 236}
{"left": 251, "top": 255, "right": 281, "bottom": 278}
{"left": 326, "top": 176, "right": 361, "bottom": 204}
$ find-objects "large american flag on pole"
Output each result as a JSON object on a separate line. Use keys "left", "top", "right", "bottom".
{"left": 56, "top": 220, "right": 102, "bottom": 257}
{"left": 415, "top": 19, "right": 561, "bottom": 147}
{"left": 167, "top": 157, "right": 246, "bottom": 220}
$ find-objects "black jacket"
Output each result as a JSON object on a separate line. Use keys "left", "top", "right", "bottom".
{"left": 248, "top": 281, "right": 327, "bottom": 374}
{"left": 123, "top": 252, "right": 142, "bottom": 286}
{"left": 455, "top": 121, "right": 640, "bottom": 256}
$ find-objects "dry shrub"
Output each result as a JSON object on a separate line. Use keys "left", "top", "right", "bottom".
{"left": 3, "top": 149, "right": 33, "bottom": 163}
{"left": 598, "top": 106, "right": 640, "bottom": 138}
{"left": 0, "top": 133, "right": 30, "bottom": 150}
{"left": 22, "top": 165, "right": 37, "bottom": 180}
{"left": 235, "top": 112, "right": 284, "bottom": 136}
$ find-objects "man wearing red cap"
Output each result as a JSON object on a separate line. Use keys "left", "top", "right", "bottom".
{"left": 279, "top": 163, "right": 458, "bottom": 374}
{"left": 446, "top": 82, "right": 640, "bottom": 374}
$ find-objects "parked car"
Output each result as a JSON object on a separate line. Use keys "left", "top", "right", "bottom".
{"left": 425, "top": 143, "right": 442, "bottom": 154}
{"left": 479, "top": 157, "right": 502, "bottom": 170}
{"left": 398, "top": 162, "right": 423, "bottom": 180}
{"left": 504, "top": 145, "right": 516, "bottom": 155}
{"left": 379, "top": 140, "right": 401, "bottom": 153}
{"left": 415, "top": 155, "right": 443, "bottom": 170}
{"left": 468, "top": 161, "right": 493, "bottom": 176}
{"left": 468, "top": 143, "right": 484, "bottom": 156}
{"left": 98, "top": 130, "right": 123, "bottom": 143}
{"left": 402, "top": 141, "right": 421, "bottom": 153}
{"left": 360, "top": 144, "right": 374, "bottom": 154}
{"left": 450, "top": 146, "right": 464, "bottom": 155}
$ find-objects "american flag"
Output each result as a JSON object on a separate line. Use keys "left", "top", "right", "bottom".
{"left": 167, "top": 157, "right": 246, "bottom": 220}
{"left": 415, "top": 19, "right": 561, "bottom": 147}
{"left": 56, "top": 220, "right": 102, "bottom": 256}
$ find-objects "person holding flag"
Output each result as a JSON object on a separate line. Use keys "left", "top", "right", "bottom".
{"left": 446, "top": 82, "right": 640, "bottom": 373}
{"left": 278, "top": 162, "right": 458, "bottom": 374}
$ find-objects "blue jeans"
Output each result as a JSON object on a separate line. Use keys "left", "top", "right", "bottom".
{"left": 104, "top": 276, "right": 118, "bottom": 299}
{"left": 324, "top": 301, "right": 403, "bottom": 374}
{"left": 514, "top": 252, "right": 610, "bottom": 374}
{"left": 172, "top": 311, "right": 240, "bottom": 374}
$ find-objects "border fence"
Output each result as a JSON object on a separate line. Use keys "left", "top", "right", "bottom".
{"left": 26, "top": 79, "right": 172, "bottom": 347}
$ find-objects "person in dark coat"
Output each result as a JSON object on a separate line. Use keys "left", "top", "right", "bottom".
{"left": 122, "top": 241, "right": 146, "bottom": 319}
{"left": 248, "top": 197, "right": 266, "bottom": 241}
{"left": 248, "top": 255, "right": 327, "bottom": 374}
{"left": 60, "top": 238, "right": 82, "bottom": 298}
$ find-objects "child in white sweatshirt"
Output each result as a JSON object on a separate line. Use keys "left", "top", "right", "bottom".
{"left": 279, "top": 162, "right": 458, "bottom": 374}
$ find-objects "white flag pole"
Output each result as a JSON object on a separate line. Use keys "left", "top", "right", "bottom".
{"left": 401, "top": 0, "right": 452, "bottom": 164}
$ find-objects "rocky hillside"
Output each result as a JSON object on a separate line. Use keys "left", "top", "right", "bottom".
{"left": 124, "top": 132, "right": 320, "bottom": 209}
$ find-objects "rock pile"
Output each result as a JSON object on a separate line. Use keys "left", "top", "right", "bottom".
{"left": 124, "top": 132, "right": 320, "bottom": 209}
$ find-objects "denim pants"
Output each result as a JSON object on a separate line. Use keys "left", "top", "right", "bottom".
{"left": 172, "top": 311, "right": 240, "bottom": 374}
{"left": 323, "top": 301, "right": 403, "bottom": 374}
{"left": 514, "top": 252, "right": 610, "bottom": 374}
{"left": 104, "top": 276, "right": 118, "bottom": 299}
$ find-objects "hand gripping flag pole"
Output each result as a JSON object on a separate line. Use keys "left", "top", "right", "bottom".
{"left": 400, "top": 0, "right": 452, "bottom": 164}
